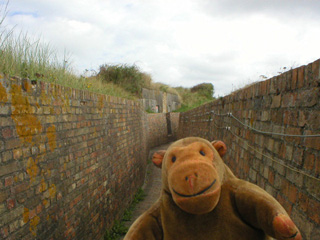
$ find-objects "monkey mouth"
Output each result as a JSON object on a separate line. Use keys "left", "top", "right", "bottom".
{"left": 172, "top": 179, "right": 216, "bottom": 198}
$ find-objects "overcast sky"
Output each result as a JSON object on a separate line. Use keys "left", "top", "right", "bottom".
{"left": 2, "top": 0, "right": 320, "bottom": 96}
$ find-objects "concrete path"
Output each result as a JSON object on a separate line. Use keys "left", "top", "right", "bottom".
{"left": 120, "top": 143, "right": 172, "bottom": 239}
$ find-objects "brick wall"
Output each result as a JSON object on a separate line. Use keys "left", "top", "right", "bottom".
{"left": 146, "top": 112, "right": 180, "bottom": 148}
{"left": 169, "top": 112, "right": 180, "bottom": 139}
{"left": 177, "top": 59, "right": 320, "bottom": 239}
{"left": 0, "top": 75, "right": 149, "bottom": 239}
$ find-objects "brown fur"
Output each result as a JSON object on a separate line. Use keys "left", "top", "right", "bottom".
{"left": 124, "top": 137, "right": 301, "bottom": 240}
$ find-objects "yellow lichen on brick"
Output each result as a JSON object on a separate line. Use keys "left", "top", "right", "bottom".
{"left": 26, "top": 157, "right": 39, "bottom": 183}
{"left": 39, "top": 178, "right": 47, "bottom": 192}
{"left": 42, "top": 199, "right": 48, "bottom": 207}
{"left": 29, "top": 215, "right": 40, "bottom": 236}
{"left": 23, "top": 207, "right": 29, "bottom": 223}
{"left": 98, "top": 95, "right": 104, "bottom": 116}
{"left": 10, "top": 84, "right": 42, "bottom": 144}
{"left": 47, "top": 125, "right": 57, "bottom": 152}
{"left": 49, "top": 184, "right": 57, "bottom": 199}
{"left": 22, "top": 80, "right": 31, "bottom": 93}
{"left": 0, "top": 82, "right": 8, "bottom": 104}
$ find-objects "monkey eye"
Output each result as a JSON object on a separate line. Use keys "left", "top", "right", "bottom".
{"left": 172, "top": 156, "right": 177, "bottom": 163}
{"left": 199, "top": 150, "right": 205, "bottom": 156}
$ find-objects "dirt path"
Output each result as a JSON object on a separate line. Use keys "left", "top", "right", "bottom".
{"left": 120, "top": 143, "right": 171, "bottom": 239}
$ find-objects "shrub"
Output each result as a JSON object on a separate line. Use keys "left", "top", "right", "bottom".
{"left": 98, "top": 64, "right": 152, "bottom": 97}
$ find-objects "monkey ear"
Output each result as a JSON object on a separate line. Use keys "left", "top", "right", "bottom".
{"left": 211, "top": 140, "right": 227, "bottom": 157}
{"left": 152, "top": 150, "right": 166, "bottom": 168}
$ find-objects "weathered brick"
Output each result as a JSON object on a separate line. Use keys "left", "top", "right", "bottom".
{"left": 248, "top": 168, "right": 257, "bottom": 182}
{"left": 9, "top": 219, "right": 19, "bottom": 233}
{"left": 292, "top": 207, "right": 312, "bottom": 239}
{"left": 5, "top": 176, "right": 14, "bottom": 187}
{"left": 0, "top": 226, "right": 9, "bottom": 238}
{"left": 11, "top": 182, "right": 30, "bottom": 194}
{"left": 297, "top": 191, "right": 309, "bottom": 212}
{"left": 0, "top": 140, "right": 4, "bottom": 152}
{"left": 304, "top": 130, "right": 320, "bottom": 150}
{"left": 0, "top": 117, "right": 14, "bottom": 127}
{"left": 311, "top": 223, "right": 320, "bottom": 240}
{"left": 7, "top": 199, "right": 15, "bottom": 209}
{"left": 286, "top": 169, "right": 304, "bottom": 188}
{"left": 0, "top": 206, "right": 23, "bottom": 227}
{"left": 283, "top": 111, "right": 298, "bottom": 126}
{"left": 315, "top": 154, "right": 320, "bottom": 176}
{"left": 304, "top": 176, "right": 320, "bottom": 199}
{"left": 1, "top": 127, "right": 13, "bottom": 139}
{"left": 297, "top": 66, "right": 305, "bottom": 88}
{"left": 0, "top": 190, "right": 9, "bottom": 203}
{"left": 285, "top": 144, "right": 293, "bottom": 161}
{"left": 271, "top": 95, "right": 281, "bottom": 108}
{"left": 297, "top": 89, "right": 318, "bottom": 107}
{"left": 303, "top": 151, "right": 315, "bottom": 171}
{"left": 282, "top": 93, "right": 297, "bottom": 108}
{"left": 281, "top": 179, "right": 298, "bottom": 203}
{"left": 298, "top": 111, "right": 307, "bottom": 127}
{"left": 13, "top": 148, "right": 23, "bottom": 160}
{"left": 0, "top": 105, "right": 10, "bottom": 115}
{"left": 304, "top": 110, "right": 320, "bottom": 130}
{"left": 5, "top": 138, "right": 21, "bottom": 150}
{"left": 261, "top": 111, "right": 270, "bottom": 121}
{"left": 292, "top": 147, "right": 303, "bottom": 166}
{"left": 276, "top": 193, "right": 292, "bottom": 214}
{"left": 307, "top": 198, "right": 320, "bottom": 224}
{"left": 291, "top": 68, "right": 298, "bottom": 90}
{"left": 0, "top": 162, "right": 19, "bottom": 177}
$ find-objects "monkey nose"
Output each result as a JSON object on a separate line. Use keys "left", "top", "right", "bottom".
{"left": 185, "top": 174, "right": 198, "bottom": 190}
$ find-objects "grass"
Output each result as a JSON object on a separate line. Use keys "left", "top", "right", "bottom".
{"left": 104, "top": 188, "right": 146, "bottom": 240}
{"left": 0, "top": 1, "right": 213, "bottom": 108}
{"left": 174, "top": 84, "right": 215, "bottom": 112}
{"left": 98, "top": 64, "right": 180, "bottom": 98}
{"left": 0, "top": 2, "right": 137, "bottom": 99}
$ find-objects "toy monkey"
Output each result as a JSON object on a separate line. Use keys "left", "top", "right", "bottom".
{"left": 124, "top": 137, "right": 301, "bottom": 240}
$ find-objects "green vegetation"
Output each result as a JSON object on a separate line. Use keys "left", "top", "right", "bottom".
{"left": 0, "top": 2, "right": 136, "bottom": 99}
{"left": 174, "top": 83, "right": 215, "bottom": 112}
{"left": 104, "top": 188, "right": 146, "bottom": 240}
{"left": 98, "top": 64, "right": 179, "bottom": 97}
{"left": 0, "top": 2, "right": 213, "bottom": 109}
{"left": 98, "top": 64, "right": 153, "bottom": 97}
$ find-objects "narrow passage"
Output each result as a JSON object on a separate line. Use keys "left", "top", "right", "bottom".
{"left": 121, "top": 143, "right": 172, "bottom": 239}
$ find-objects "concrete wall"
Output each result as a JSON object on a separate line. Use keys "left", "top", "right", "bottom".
{"left": 0, "top": 75, "right": 150, "bottom": 239}
{"left": 140, "top": 88, "right": 181, "bottom": 113}
{"left": 177, "top": 59, "right": 320, "bottom": 240}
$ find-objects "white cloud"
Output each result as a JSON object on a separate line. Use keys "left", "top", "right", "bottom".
{"left": 2, "top": 0, "right": 320, "bottom": 97}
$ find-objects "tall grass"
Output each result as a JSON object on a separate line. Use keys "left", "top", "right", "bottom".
{"left": 1, "top": 1, "right": 214, "bottom": 105}
{"left": 0, "top": 1, "right": 137, "bottom": 99}
{"left": 174, "top": 83, "right": 215, "bottom": 112}
{"left": 98, "top": 64, "right": 180, "bottom": 97}
{"left": 0, "top": 2, "right": 73, "bottom": 81}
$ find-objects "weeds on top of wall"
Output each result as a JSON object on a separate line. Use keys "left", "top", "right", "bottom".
{"left": 174, "top": 83, "right": 215, "bottom": 112}
{"left": 98, "top": 64, "right": 180, "bottom": 98}
{"left": 0, "top": 1, "right": 136, "bottom": 100}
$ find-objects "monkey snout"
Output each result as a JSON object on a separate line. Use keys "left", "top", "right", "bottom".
{"left": 185, "top": 174, "right": 198, "bottom": 190}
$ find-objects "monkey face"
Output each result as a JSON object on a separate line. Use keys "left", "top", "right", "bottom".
{"left": 153, "top": 138, "right": 227, "bottom": 215}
